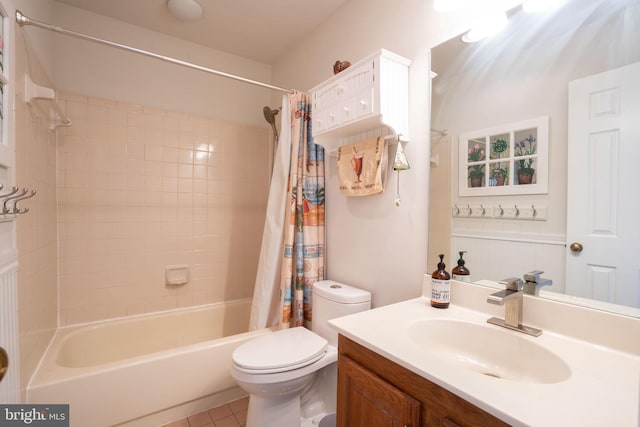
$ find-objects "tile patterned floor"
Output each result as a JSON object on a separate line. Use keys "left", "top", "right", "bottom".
{"left": 163, "top": 397, "right": 248, "bottom": 427}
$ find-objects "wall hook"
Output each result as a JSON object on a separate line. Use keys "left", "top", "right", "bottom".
{"left": 0, "top": 186, "right": 19, "bottom": 199}
{"left": 3, "top": 188, "right": 28, "bottom": 214}
{"left": 514, "top": 204, "right": 520, "bottom": 217}
{"left": 467, "top": 204, "right": 472, "bottom": 216}
{"left": 13, "top": 190, "right": 37, "bottom": 214}
{"left": 480, "top": 204, "right": 485, "bottom": 215}
{"left": 532, "top": 204, "right": 537, "bottom": 218}
{"left": 455, "top": 205, "right": 460, "bottom": 215}
{"left": 498, "top": 204, "right": 504, "bottom": 216}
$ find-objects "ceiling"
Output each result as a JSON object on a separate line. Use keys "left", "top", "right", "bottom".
{"left": 53, "top": 0, "right": 349, "bottom": 64}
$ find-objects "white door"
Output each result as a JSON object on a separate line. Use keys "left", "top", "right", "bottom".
{"left": 566, "top": 61, "right": 640, "bottom": 308}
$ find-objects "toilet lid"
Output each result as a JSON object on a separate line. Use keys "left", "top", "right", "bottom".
{"left": 233, "top": 327, "right": 328, "bottom": 372}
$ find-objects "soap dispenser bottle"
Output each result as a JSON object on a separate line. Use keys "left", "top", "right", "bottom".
{"left": 431, "top": 254, "right": 451, "bottom": 309}
{"left": 452, "top": 251, "right": 471, "bottom": 282}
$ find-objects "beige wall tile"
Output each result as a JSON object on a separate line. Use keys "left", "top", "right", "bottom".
{"left": 57, "top": 93, "right": 269, "bottom": 325}
{"left": 15, "top": 58, "right": 59, "bottom": 397}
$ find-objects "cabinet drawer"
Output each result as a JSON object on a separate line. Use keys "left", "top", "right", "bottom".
{"left": 355, "top": 87, "right": 375, "bottom": 118}
{"left": 340, "top": 97, "right": 356, "bottom": 124}
{"left": 314, "top": 109, "right": 328, "bottom": 132}
{"left": 325, "top": 104, "right": 340, "bottom": 129}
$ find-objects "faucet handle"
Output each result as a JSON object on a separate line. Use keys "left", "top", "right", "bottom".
{"left": 524, "top": 270, "right": 544, "bottom": 282}
{"left": 499, "top": 277, "right": 523, "bottom": 291}
{"left": 523, "top": 271, "right": 552, "bottom": 295}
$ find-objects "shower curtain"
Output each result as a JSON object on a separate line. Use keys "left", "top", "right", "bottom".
{"left": 249, "top": 93, "right": 325, "bottom": 330}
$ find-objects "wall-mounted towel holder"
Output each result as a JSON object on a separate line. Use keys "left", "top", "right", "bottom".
{"left": 23, "top": 74, "right": 71, "bottom": 130}
{"left": 323, "top": 126, "right": 406, "bottom": 157}
{"left": 0, "top": 185, "right": 36, "bottom": 222}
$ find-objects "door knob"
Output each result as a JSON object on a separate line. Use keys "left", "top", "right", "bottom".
{"left": 0, "top": 347, "right": 8, "bottom": 383}
{"left": 569, "top": 242, "right": 583, "bottom": 253}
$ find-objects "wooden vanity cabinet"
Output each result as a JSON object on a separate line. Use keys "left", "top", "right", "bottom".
{"left": 337, "top": 335, "right": 510, "bottom": 427}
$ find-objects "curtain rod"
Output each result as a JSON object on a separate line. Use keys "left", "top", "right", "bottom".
{"left": 15, "top": 10, "right": 297, "bottom": 95}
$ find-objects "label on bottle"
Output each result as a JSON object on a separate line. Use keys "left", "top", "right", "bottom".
{"left": 431, "top": 279, "right": 450, "bottom": 303}
{"left": 452, "top": 274, "right": 471, "bottom": 282}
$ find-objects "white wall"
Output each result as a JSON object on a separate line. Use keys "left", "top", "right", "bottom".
{"left": 49, "top": 2, "right": 273, "bottom": 127}
{"left": 271, "top": 0, "right": 479, "bottom": 307}
{"left": 12, "top": 0, "right": 56, "bottom": 74}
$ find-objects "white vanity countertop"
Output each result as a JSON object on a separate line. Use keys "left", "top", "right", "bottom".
{"left": 329, "top": 280, "right": 640, "bottom": 427}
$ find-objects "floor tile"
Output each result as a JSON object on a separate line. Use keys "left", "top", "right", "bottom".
{"left": 228, "top": 397, "right": 249, "bottom": 414}
{"left": 165, "top": 396, "right": 249, "bottom": 427}
{"left": 208, "top": 404, "right": 233, "bottom": 421}
{"left": 213, "top": 414, "right": 240, "bottom": 427}
{"left": 187, "top": 410, "right": 213, "bottom": 427}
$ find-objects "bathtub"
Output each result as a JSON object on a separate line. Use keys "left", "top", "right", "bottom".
{"left": 28, "top": 299, "right": 271, "bottom": 427}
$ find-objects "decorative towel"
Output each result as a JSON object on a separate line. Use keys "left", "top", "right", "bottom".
{"left": 337, "top": 137, "right": 388, "bottom": 196}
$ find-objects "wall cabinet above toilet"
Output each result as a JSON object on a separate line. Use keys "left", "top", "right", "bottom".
{"left": 310, "top": 49, "right": 410, "bottom": 153}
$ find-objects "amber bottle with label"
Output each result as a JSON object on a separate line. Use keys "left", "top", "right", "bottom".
{"left": 431, "top": 254, "right": 451, "bottom": 309}
{"left": 452, "top": 251, "right": 471, "bottom": 282}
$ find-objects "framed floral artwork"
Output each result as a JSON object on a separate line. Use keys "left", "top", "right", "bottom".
{"left": 458, "top": 116, "right": 549, "bottom": 196}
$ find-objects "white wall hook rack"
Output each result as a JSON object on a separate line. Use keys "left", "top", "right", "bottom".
{"left": 452, "top": 202, "right": 547, "bottom": 221}
{"left": 452, "top": 204, "right": 492, "bottom": 218}
{"left": 493, "top": 204, "right": 547, "bottom": 221}
{"left": 23, "top": 74, "right": 71, "bottom": 130}
{"left": 0, "top": 184, "right": 37, "bottom": 222}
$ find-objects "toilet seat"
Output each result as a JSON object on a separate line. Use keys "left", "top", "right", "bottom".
{"left": 232, "top": 327, "right": 328, "bottom": 374}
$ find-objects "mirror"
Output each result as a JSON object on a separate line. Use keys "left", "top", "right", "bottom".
{"left": 430, "top": 0, "right": 640, "bottom": 317}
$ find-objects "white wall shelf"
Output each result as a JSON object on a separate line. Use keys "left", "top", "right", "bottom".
{"left": 310, "top": 49, "right": 410, "bottom": 153}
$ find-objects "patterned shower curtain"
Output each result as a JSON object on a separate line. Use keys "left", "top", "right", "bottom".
{"left": 279, "top": 93, "right": 325, "bottom": 329}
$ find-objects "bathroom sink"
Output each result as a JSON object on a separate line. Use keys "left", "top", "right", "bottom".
{"left": 407, "top": 319, "right": 571, "bottom": 384}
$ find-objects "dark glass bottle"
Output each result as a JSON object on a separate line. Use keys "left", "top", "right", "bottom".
{"left": 452, "top": 251, "right": 471, "bottom": 282}
{"left": 431, "top": 254, "right": 451, "bottom": 309}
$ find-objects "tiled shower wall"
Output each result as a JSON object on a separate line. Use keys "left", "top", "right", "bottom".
{"left": 14, "top": 30, "right": 60, "bottom": 399}
{"left": 57, "top": 92, "right": 270, "bottom": 325}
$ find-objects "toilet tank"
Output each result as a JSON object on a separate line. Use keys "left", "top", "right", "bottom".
{"left": 312, "top": 280, "right": 371, "bottom": 346}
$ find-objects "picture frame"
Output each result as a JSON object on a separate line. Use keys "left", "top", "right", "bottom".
{"left": 458, "top": 116, "right": 549, "bottom": 196}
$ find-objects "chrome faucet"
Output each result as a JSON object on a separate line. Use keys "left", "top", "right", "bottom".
{"left": 523, "top": 270, "right": 552, "bottom": 296}
{"left": 486, "top": 277, "right": 542, "bottom": 337}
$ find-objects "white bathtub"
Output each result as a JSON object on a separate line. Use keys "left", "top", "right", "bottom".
{"left": 28, "top": 299, "right": 271, "bottom": 427}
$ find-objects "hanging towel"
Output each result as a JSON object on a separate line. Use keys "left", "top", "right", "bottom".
{"left": 337, "top": 136, "right": 388, "bottom": 196}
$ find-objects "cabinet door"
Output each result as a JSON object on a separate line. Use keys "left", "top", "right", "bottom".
{"left": 338, "top": 355, "right": 420, "bottom": 427}
{"left": 355, "top": 87, "right": 375, "bottom": 119}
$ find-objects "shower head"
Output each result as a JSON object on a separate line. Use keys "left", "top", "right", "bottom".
{"left": 263, "top": 106, "right": 280, "bottom": 125}
{"left": 263, "top": 106, "right": 280, "bottom": 144}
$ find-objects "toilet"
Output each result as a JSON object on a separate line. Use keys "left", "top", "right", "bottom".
{"left": 231, "top": 280, "right": 371, "bottom": 427}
